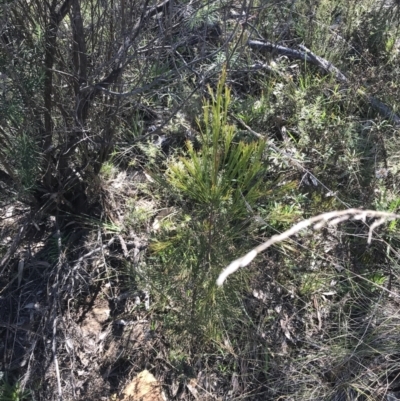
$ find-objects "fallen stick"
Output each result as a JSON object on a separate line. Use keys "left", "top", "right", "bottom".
{"left": 298, "top": 44, "right": 347, "bottom": 83}
{"left": 248, "top": 40, "right": 400, "bottom": 126}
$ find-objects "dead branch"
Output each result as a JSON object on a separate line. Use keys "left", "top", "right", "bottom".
{"left": 248, "top": 40, "right": 315, "bottom": 62}
{"left": 248, "top": 40, "right": 400, "bottom": 126}
{"left": 217, "top": 209, "right": 400, "bottom": 286}
{"left": 298, "top": 44, "right": 347, "bottom": 83}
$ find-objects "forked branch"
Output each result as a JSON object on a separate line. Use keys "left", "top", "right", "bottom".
{"left": 217, "top": 209, "right": 400, "bottom": 286}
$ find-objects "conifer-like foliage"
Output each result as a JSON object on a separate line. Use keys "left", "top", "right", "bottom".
{"left": 167, "top": 68, "right": 266, "bottom": 218}
{"left": 147, "top": 70, "right": 266, "bottom": 350}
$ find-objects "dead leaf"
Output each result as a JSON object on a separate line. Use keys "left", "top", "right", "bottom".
{"left": 280, "top": 317, "right": 291, "bottom": 340}
{"left": 187, "top": 378, "right": 199, "bottom": 400}
{"left": 313, "top": 295, "right": 322, "bottom": 331}
{"left": 144, "top": 171, "right": 155, "bottom": 183}
{"left": 118, "top": 370, "right": 166, "bottom": 401}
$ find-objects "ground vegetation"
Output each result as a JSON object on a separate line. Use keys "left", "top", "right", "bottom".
{"left": 1, "top": 0, "right": 400, "bottom": 400}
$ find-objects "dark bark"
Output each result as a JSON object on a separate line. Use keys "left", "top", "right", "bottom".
{"left": 71, "top": 0, "right": 88, "bottom": 119}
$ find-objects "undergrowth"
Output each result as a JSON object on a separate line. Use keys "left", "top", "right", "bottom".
{"left": 143, "top": 70, "right": 267, "bottom": 354}
{"left": 0, "top": 376, "right": 30, "bottom": 401}
{"left": 2, "top": 0, "right": 400, "bottom": 400}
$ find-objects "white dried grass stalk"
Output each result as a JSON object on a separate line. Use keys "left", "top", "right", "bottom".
{"left": 217, "top": 209, "right": 400, "bottom": 286}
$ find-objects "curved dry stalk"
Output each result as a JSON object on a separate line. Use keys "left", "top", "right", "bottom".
{"left": 217, "top": 209, "right": 400, "bottom": 286}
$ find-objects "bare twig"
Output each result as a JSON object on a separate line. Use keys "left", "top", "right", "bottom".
{"left": 52, "top": 316, "right": 62, "bottom": 401}
{"left": 118, "top": 235, "right": 129, "bottom": 258}
{"left": 217, "top": 209, "right": 400, "bottom": 286}
{"left": 72, "top": 236, "right": 116, "bottom": 270}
